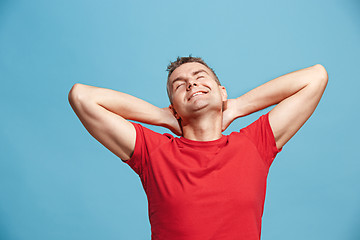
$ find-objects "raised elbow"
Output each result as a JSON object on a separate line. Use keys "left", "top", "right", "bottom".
{"left": 314, "top": 64, "right": 329, "bottom": 83}
{"left": 68, "top": 83, "right": 86, "bottom": 105}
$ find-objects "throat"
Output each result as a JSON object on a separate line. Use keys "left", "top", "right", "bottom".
{"left": 181, "top": 114, "right": 223, "bottom": 141}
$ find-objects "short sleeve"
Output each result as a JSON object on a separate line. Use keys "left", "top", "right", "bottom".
{"left": 241, "top": 113, "right": 282, "bottom": 166}
{"left": 124, "top": 122, "right": 172, "bottom": 178}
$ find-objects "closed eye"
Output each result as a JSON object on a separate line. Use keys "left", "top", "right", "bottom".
{"left": 175, "top": 83, "right": 185, "bottom": 90}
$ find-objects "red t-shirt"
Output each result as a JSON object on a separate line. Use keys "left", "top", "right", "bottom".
{"left": 124, "top": 113, "right": 281, "bottom": 240}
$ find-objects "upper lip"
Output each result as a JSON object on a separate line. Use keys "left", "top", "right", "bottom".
{"left": 187, "top": 90, "right": 208, "bottom": 101}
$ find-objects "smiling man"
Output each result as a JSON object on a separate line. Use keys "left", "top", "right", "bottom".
{"left": 68, "top": 56, "right": 328, "bottom": 240}
{"left": 167, "top": 61, "right": 227, "bottom": 141}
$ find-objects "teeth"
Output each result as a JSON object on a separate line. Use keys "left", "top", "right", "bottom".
{"left": 192, "top": 92, "right": 203, "bottom": 97}
{"left": 189, "top": 91, "right": 206, "bottom": 100}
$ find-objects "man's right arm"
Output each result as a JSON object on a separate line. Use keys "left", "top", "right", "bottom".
{"left": 68, "top": 83, "right": 181, "bottom": 161}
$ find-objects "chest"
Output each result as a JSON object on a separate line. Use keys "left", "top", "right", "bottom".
{"left": 144, "top": 138, "right": 269, "bottom": 206}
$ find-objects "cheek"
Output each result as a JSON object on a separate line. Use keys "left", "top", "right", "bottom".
{"left": 171, "top": 93, "right": 183, "bottom": 108}
{"left": 172, "top": 89, "right": 185, "bottom": 100}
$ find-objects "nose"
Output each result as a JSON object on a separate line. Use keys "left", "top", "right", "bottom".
{"left": 186, "top": 81, "right": 197, "bottom": 90}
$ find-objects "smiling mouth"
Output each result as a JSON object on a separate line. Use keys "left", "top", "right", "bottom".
{"left": 188, "top": 91, "right": 208, "bottom": 101}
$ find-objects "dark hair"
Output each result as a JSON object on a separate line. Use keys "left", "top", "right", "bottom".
{"left": 166, "top": 55, "right": 221, "bottom": 103}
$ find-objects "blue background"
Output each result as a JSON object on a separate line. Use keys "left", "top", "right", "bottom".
{"left": 1, "top": 0, "right": 359, "bottom": 239}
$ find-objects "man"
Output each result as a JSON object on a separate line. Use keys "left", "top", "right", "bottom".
{"left": 68, "top": 56, "right": 328, "bottom": 240}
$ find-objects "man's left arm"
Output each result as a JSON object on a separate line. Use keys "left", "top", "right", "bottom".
{"left": 222, "top": 64, "right": 328, "bottom": 150}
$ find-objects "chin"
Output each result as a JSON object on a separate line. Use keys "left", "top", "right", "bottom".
{"left": 189, "top": 100, "right": 209, "bottom": 111}
{"left": 190, "top": 102, "right": 223, "bottom": 115}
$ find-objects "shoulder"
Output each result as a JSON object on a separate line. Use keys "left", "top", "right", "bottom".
{"left": 124, "top": 122, "right": 176, "bottom": 174}
{"left": 236, "top": 114, "right": 270, "bottom": 136}
{"left": 130, "top": 121, "right": 175, "bottom": 146}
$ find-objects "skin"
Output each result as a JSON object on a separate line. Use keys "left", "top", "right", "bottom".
{"left": 168, "top": 62, "right": 227, "bottom": 141}
{"left": 68, "top": 62, "right": 328, "bottom": 161}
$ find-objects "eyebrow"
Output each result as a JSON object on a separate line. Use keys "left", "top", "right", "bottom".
{"left": 172, "top": 69, "right": 209, "bottom": 84}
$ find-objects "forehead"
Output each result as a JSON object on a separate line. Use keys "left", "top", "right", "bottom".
{"left": 169, "top": 62, "right": 211, "bottom": 82}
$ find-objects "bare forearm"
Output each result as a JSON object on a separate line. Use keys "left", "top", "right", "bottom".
{"left": 69, "top": 83, "right": 168, "bottom": 127}
{"left": 234, "top": 64, "right": 327, "bottom": 117}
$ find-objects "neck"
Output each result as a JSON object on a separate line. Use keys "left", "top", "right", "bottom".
{"left": 181, "top": 111, "right": 223, "bottom": 141}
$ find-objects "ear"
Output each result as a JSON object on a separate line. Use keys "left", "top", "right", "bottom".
{"left": 219, "top": 85, "right": 228, "bottom": 102}
{"left": 169, "top": 104, "right": 181, "bottom": 120}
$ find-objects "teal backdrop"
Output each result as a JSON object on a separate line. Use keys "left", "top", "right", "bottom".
{"left": 1, "top": 0, "right": 359, "bottom": 239}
